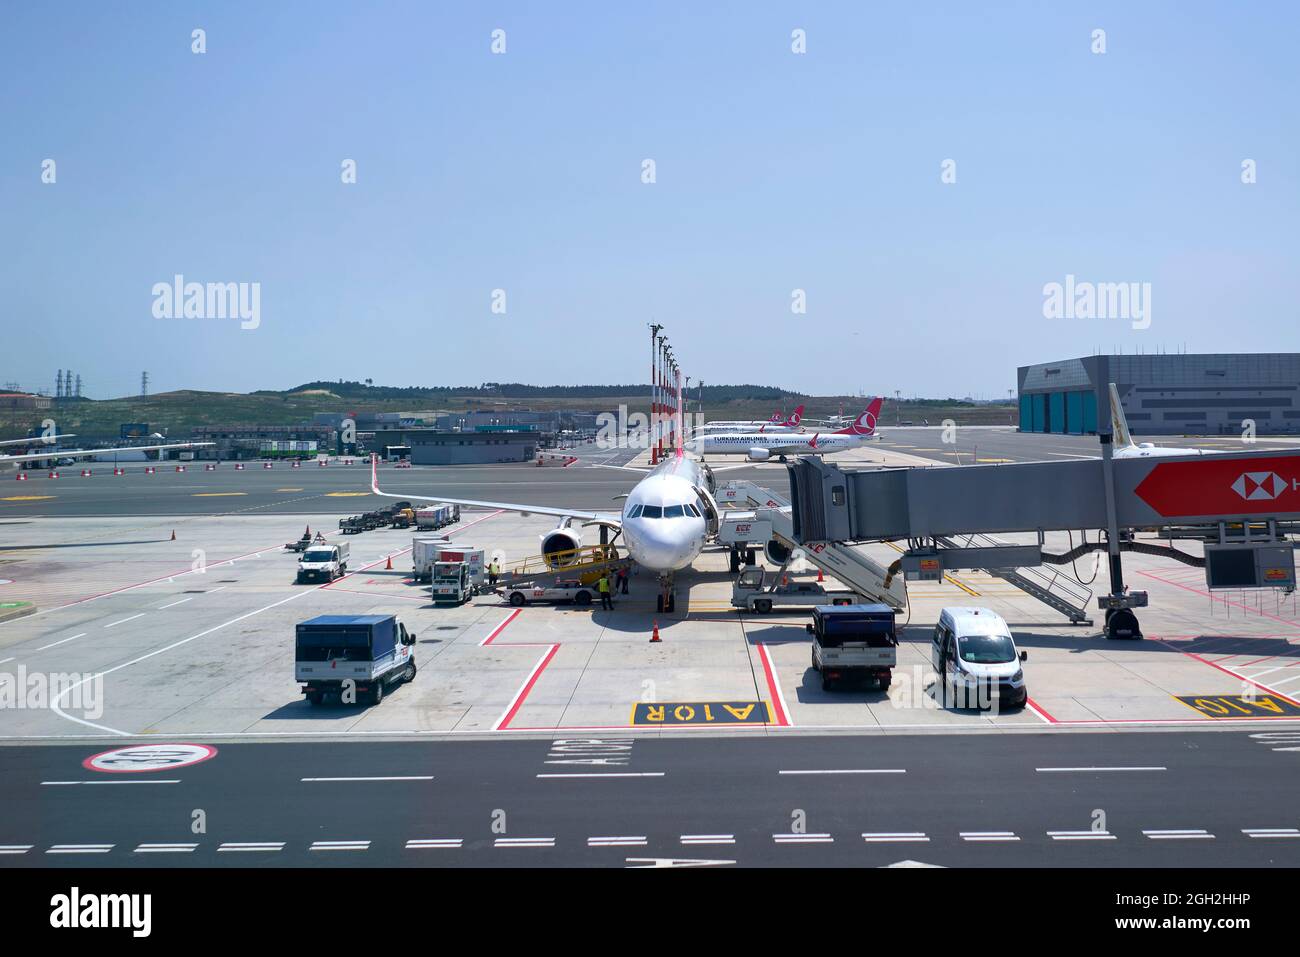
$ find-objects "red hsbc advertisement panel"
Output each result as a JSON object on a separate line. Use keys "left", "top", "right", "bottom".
{"left": 1132, "top": 454, "right": 1300, "bottom": 519}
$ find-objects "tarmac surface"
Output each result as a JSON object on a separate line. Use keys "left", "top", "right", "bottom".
{"left": 3, "top": 433, "right": 1300, "bottom": 866}
{"left": 3, "top": 731, "right": 1298, "bottom": 867}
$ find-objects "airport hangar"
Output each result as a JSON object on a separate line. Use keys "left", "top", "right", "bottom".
{"left": 1017, "top": 352, "right": 1300, "bottom": 436}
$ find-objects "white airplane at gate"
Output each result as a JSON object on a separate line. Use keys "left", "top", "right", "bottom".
{"left": 370, "top": 372, "right": 744, "bottom": 612}
{"left": 691, "top": 398, "right": 884, "bottom": 462}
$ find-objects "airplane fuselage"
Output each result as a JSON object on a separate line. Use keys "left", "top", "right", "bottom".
{"left": 618, "top": 451, "right": 709, "bottom": 572}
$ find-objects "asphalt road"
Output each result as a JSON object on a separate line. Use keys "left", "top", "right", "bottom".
{"left": 3, "top": 731, "right": 1297, "bottom": 867}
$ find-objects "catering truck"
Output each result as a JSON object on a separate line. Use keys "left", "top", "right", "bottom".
{"left": 414, "top": 538, "right": 485, "bottom": 586}
{"left": 295, "top": 614, "right": 418, "bottom": 705}
{"left": 806, "top": 603, "right": 898, "bottom": 691}
{"left": 296, "top": 541, "right": 350, "bottom": 583}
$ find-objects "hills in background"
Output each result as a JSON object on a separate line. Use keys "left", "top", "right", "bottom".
{"left": 0, "top": 381, "right": 1015, "bottom": 440}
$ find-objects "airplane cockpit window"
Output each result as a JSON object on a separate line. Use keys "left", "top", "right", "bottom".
{"left": 663, "top": 505, "right": 686, "bottom": 518}
{"left": 626, "top": 504, "right": 643, "bottom": 518}
{"left": 641, "top": 505, "right": 663, "bottom": 519}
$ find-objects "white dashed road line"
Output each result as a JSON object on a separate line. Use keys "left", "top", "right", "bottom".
{"left": 494, "top": 837, "right": 555, "bottom": 848}
{"left": 961, "top": 832, "right": 1020, "bottom": 842}
{"left": 134, "top": 843, "right": 198, "bottom": 853}
{"left": 1036, "top": 767, "right": 1166, "bottom": 773}
{"left": 157, "top": 597, "right": 194, "bottom": 610}
{"left": 217, "top": 842, "right": 285, "bottom": 853}
{"left": 406, "top": 839, "right": 462, "bottom": 849}
{"left": 301, "top": 776, "right": 434, "bottom": 782}
{"left": 0, "top": 845, "right": 33, "bottom": 855}
{"left": 536, "top": 772, "right": 665, "bottom": 779}
{"left": 46, "top": 844, "right": 114, "bottom": 854}
{"left": 309, "top": 840, "right": 370, "bottom": 852}
{"left": 680, "top": 835, "right": 735, "bottom": 845}
{"left": 778, "top": 769, "right": 906, "bottom": 776}
{"left": 1242, "top": 828, "right": 1300, "bottom": 839}
{"left": 863, "top": 832, "right": 930, "bottom": 843}
{"left": 588, "top": 836, "right": 648, "bottom": 847}
{"left": 33, "top": 633, "right": 85, "bottom": 652}
{"left": 103, "top": 614, "right": 145, "bottom": 629}
{"left": 1048, "top": 830, "right": 1116, "bottom": 841}
{"left": 774, "top": 833, "right": 833, "bottom": 844}
{"left": 42, "top": 780, "right": 181, "bottom": 786}
{"left": 1143, "top": 829, "right": 1214, "bottom": 840}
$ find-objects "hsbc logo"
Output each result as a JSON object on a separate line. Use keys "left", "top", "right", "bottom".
{"left": 1231, "top": 471, "right": 1290, "bottom": 501}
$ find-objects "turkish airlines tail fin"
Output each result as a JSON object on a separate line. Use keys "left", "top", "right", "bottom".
{"left": 834, "top": 397, "right": 884, "bottom": 436}
{"left": 783, "top": 405, "right": 805, "bottom": 427}
{"left": 1108, "top": 383, "right": 1134, "bottom": 448}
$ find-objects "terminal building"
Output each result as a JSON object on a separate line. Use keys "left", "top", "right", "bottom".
{"left": 371, "top": 428, "right": 541, "bottom": 465}
{"left": 1017, "top": 353, "right": 1300, "bottom": 436}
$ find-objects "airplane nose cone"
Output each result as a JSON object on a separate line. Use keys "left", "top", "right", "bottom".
{"left": 624, "top": 520, "right": 703, "bottom": 571}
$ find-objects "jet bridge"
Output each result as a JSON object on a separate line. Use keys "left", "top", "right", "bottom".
{"left": 787, "top": 449, "right": 1300, "bottom": 637}
{"left": 714, "top": 479, "right": 907, "bottom": 610}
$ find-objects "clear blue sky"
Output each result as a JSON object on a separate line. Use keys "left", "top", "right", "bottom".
{"left": 2, "top": 1, "right": 1296, "bottom": 400}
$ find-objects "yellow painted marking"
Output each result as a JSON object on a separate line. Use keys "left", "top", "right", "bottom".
{"left": 976, "top": 458, "right": 1013, "bottom": 463}
{"left": 192, "top": 492, "right": 248, "bottom": 498}
{"left": 326, "top": 491, "right": 370, "bottom": 497}
{"left": 944, "top": 574, "right": 981, "bottom": 597}
{"left": 1, "top": 495, "right": 55, "bottom": 502}
{"left": 276, "top": 487, "right": 304, "bottom": 492}
{"left": 1175, "top": 694, "right": 1300, "bottom": 718}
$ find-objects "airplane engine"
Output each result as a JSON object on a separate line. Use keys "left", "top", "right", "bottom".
{"left": 540, "top": 526, "right": 582, "bottom": 568}
{"left": 747, "top": 448, "right": 770, "bottom": 462}
{"left": 764, "top": 538, "right": 792, "bottom": 566}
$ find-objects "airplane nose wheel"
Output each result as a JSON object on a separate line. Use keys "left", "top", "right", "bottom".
{"left": 657, "top": 576, "right": 677, "bottom": 613}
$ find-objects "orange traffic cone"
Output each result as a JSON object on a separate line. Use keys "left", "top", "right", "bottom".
{"left": 170, "top": 529, "right": 176, "bottom": 541}
{"left": 385, "top": 554, "right": 393, "bottom": 570}
{"left": 650, "top": 621, "right": 661, "bottom": 643}
{"left": 817, "top": 568, "right": 824, "bottom": 582}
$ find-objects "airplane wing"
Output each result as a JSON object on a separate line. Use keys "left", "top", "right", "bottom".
{"left": 370, "top": 454, "right": 619, "bottom": 523}
{"left": 0, "top": 434, "right": 75, "bottom": 447}
{"left": 588, "top": 463, "right": 652, "bottom": 474}
{"left": 0, "top": 441, "right": 213, "bottom": 465}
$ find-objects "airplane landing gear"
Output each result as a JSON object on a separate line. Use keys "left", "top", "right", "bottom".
{"left": 656, "top": 575, "right": 677, "bottom": 613}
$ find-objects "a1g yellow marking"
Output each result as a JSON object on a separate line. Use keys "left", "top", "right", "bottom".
{"left": 630, "top": 701, "right": 772, "bottom": 726}
{"left": 326, "top": 491, "right": 370, "bottom": 497}
{"left": 1176, "top": 694, "right": 1300, "bottom": 719}
{"left": 1, "top": 495, "right": 54, "bottom": 502}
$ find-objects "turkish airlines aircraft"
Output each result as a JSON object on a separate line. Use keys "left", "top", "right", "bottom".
{"left": 1109, "top": 384, "right": 1208, "bottom": 458}
{"left": 0, "top": 440, "right": 214, "bottom": 470}
{"left": 694, "top": 405, "right": 806, "bottom": 435}
{"left": 692, "top": 398, "right": 884, "bottom": 462}
{"left": 370, "top": 401, "right": 721, "bottom": 612}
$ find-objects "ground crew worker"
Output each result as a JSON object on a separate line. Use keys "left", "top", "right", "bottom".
{"left": 488, "top": 560, "right": 500, "bottom": 587}
{"left": 618, "top": 566, "right": 629, "bottom": 594}
{"left": 598, "top": 573, "right": 613, "bottom": 610}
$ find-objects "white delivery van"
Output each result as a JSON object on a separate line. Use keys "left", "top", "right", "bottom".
{"left": 932, "top": 607, "right": 1028, "bottom": 709}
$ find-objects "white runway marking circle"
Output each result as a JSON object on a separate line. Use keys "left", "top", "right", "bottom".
{"left": 83, "top": 743, "right": 218, "bottom": 773}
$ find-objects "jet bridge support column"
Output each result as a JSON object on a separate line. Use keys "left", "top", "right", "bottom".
{"left": 1098, "top": 419, "right": 1145, "bottom": 639}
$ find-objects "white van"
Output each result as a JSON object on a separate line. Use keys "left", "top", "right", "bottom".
{"left": 932, "top": 607, "right": 1027, "bottom": 709}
